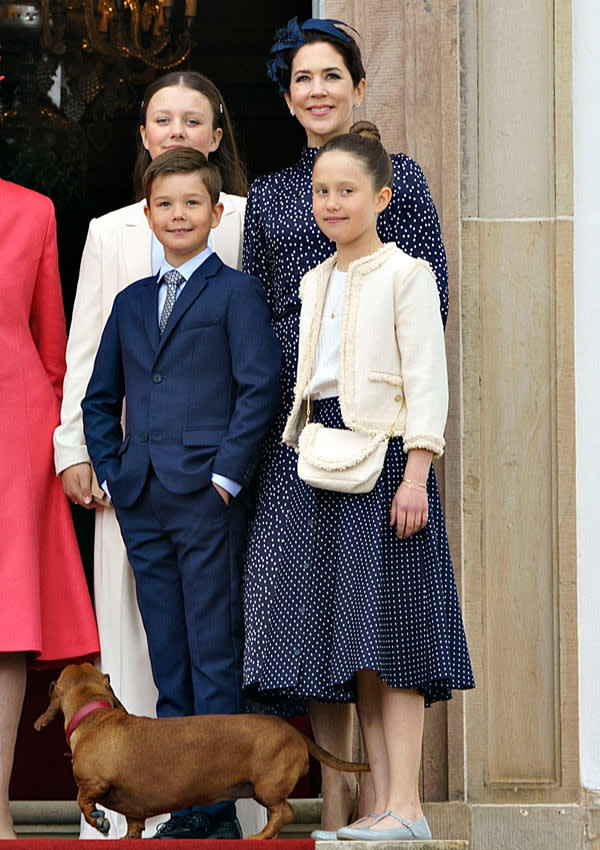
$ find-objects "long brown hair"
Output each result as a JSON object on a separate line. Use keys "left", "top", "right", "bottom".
{"left": 132, "top": 71, "right": 247, "bottom": 201}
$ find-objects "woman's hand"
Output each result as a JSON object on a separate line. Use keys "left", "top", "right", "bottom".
{"left": 390, "top": 482, "right": 429, "bottom": 539}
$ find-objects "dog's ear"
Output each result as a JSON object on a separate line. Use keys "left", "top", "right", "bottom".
{"left": 112, "top": 694, "right": 127, "bottom": 712}
{"left": 34, "top": 687, "right": 61, "bottom": 731}
{"left": 103, "top": 675, "right": 127, "bottom": 712}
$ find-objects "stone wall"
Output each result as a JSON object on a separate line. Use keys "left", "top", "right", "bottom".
{"left": 322, "top": 2, "right": 579, "bottom": 847}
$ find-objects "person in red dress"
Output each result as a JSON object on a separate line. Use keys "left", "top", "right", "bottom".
{"left": 0, "top": 178, "right": 100, "bottom": 838}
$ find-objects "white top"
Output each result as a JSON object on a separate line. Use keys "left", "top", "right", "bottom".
{"left": 306, "top": 266, "right": 346, "bottom": 400}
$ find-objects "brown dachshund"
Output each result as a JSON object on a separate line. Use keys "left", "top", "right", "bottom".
{"left": 34, "top": 663, "right": 368, "bottom": 839}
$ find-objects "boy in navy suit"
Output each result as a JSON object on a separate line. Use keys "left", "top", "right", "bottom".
{"left": 82, "top": 148, "right": 281, "bottom": 840}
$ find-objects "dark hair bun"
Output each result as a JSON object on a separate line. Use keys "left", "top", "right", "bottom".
{"left": 316, "top": 123, "right": 393, "bottom": 190}
{"left": 350, "top": 120, "right": 381, "bottom": 142}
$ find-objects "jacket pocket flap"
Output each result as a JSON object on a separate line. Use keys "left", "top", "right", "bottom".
{"left": 182, "top": 427, "right": 227, "bottom": 446}
{"left": 368, "top": 370, "right": 404, "bottom": 387}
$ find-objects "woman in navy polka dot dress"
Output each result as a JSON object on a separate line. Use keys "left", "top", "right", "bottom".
{"left": 242, "top": 16, "right": 473, "bottom": 833}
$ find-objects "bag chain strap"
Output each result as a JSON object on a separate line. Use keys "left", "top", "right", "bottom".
{"left": 384, "top": 402, "right": 404, "bottom": 440}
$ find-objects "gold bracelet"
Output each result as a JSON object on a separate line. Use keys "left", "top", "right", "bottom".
{"left": 400, "top": 481, "right": 427, "bottom": 492}
{"left": 402, "top": 478, "right": 427, "bottom": 490}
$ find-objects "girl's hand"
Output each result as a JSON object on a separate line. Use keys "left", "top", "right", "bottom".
{"left": 390, "top": 482, "right": 429, "bottom": 539}
{"left": 60, "top": 462, "right": 95, "bottom": 508}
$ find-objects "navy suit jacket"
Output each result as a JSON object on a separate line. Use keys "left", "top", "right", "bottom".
{"left": 82, "top": 252, "right": 281, "bottom": 508}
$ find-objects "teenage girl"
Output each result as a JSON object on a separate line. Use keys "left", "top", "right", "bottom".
{"left": 277, "top": 123, "right": 474, "bottom": 842}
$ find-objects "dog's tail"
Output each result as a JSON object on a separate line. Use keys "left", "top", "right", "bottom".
{"left": 302, "top": 735, "right": 369, "bottom": 772}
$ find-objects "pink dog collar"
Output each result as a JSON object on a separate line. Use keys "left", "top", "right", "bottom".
{"left": 66, "top": 700, "right": 112, "bottom": 744}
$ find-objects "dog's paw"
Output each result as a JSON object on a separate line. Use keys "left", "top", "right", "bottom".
{"left": 97, "top": 818, "right": 110, "bottom": 835}
{"left": 90, "top": 807, "right": 110, "bottom": 834}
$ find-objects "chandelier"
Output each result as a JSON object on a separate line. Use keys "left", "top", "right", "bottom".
{"left": 39, "top": 0, "right": 193, "bottom": 69}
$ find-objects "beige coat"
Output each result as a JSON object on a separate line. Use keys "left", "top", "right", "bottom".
{"left": 283, "top": 243, "right": 448, "bottom": 458}
{"left": 52, "top": 193, "right": 265, "bottom": 839}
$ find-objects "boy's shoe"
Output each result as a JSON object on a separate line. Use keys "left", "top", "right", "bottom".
{"left": 206, "top": 814, "right": 243, "bottom": 839}
{"left": 153, "top": 813, "right": 210, "bottom": 838}
{"left": 153, "top": 812, "right": 242, "bottom": 839}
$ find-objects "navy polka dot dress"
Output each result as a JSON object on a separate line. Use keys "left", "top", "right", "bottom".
{"left": 242, "top": 146, "right": 473, "bottom": 714}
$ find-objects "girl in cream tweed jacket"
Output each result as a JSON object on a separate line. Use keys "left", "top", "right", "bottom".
{"left": 265, "top": 125, "right": 473, "bottom": 843}
{"left": 283, "top": 242, "right": 448, "bottom": 457}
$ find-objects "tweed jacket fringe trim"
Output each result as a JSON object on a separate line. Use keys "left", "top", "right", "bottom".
{"left": 283, "top": 243, "right": 448, "bottom": 457}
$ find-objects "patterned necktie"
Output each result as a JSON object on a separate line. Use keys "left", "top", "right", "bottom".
{"left": 159, "top": 269, "right": 184, "bottom": 335}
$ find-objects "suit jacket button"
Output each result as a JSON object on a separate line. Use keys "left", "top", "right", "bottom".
{"left": 140, "top": 432, "right": 149, "bottom": 442}
{"left": 152, "top": 373, "right": 163, "bottom": 383}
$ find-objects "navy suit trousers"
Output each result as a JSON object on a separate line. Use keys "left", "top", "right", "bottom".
{"left": 114, "top": 471, "right": 245, "bottom": 720}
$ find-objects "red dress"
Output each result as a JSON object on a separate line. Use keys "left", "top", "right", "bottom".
{"left": 0, "top": 178, "right": 99, "bottom": 664}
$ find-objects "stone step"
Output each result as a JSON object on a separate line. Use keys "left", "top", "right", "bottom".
{"left": 314, "top": 844, "right": 467, "bottom": 849}
{"left": 11, "top": 799, "right": 469, "bottom": 847}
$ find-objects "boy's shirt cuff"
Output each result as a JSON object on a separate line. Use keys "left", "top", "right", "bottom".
{"left": 101, "top": 480, "right": 111, "bottom": 502}
{"left": 211, "top": 473, "right": 242, "bottom": 498}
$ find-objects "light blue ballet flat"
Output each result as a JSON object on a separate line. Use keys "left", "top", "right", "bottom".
{"left": 311, "top": 829, "right": 339, "bottom": 840}
{"left": 337, "top": 810, "right": 431, "bottom": 841}
{"left": 336, "top": 813, "right": 384, "bottom": 841}
{"left": 315, "top": 814, "right": 380, "bottom": 842}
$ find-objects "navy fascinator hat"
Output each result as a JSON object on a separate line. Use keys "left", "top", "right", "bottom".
{"left": 267, "top": 16, "right": 359, "bottom": 92}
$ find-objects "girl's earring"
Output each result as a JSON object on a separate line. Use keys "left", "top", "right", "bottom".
{"left": 290, "top": 106, "right": 295, "bottom": 117}
{"left": 353, "top": 102, "right": 360, "bottom": 110}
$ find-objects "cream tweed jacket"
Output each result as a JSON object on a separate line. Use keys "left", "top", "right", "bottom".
{"left": 283, "top": 243, "right": 448, "bottom": 457}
